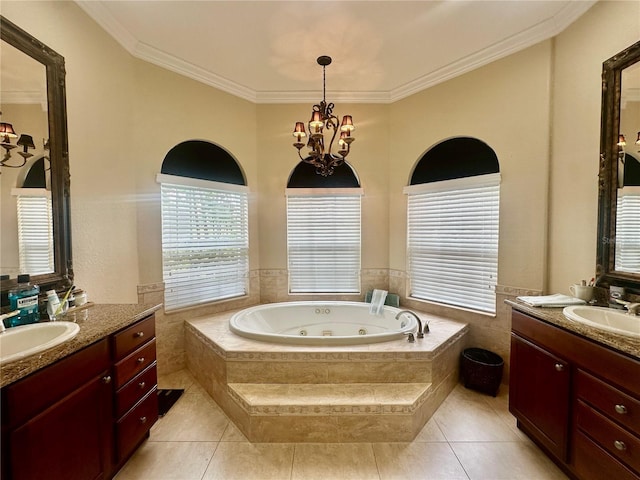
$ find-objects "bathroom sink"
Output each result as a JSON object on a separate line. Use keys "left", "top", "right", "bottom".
{"left": 563, "top": 306, "right": 640, "bottom": 338}
{"left": 0, "top": 321, "right": 80, "bottom": 365}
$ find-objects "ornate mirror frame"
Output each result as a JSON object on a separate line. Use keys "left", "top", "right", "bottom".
{"left": 597, "top": 40, "right": 640, "bottom": 292}
{"left": 0, "top": 16, "right": 72, "bottom": 301}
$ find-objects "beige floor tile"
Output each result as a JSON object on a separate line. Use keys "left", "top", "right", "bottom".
{"left": 373, "top": 442, "right": 469, "bottom": 480}
{"left": 113, "top": 441, "right": 217, "bottom": 480}
{"left": 202, "top": 442, "right": 294, "bottom": 480}
{"left": 291, "top": 443, "right": 380, "bottom": 480}
{"left": 150, "top": 391, "right": 230, "bottom": 441}
{"left": 450, "top": 442, "right": 568, "bottom": 480}
{"left": 413, "top": 417, "right": 447, "bottom": 442}
{"left": 157, "top": 369, "right": 196, "bottom": 391}
{"left": 433, "top": 386, "right": 521, "bottom": 442}
{"left": 220, "top": 420, "right": 249, "bottom": 442}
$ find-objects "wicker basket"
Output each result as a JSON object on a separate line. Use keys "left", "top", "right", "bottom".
{"left": 461, "top": 348, "right": 504, "bottom": 397}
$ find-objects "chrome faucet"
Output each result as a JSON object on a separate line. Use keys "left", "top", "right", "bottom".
{"left": 624, "top": 303, "right": 640, "bottom": 316}
{"left": 395, "top": 310, "right": 428, "bottom": 339}
{"left": 612, "top": 299, "right": 640, "bottom": 315}
{"left": 0, "top": 310, "right": 19, "bottom": 332}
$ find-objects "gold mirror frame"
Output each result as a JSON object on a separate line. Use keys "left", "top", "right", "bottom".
{"left": 0, "top": 16, "right": 73, "bottom": 301}
{"left": 597, "top": 40, "right": 640, "bottom": 292}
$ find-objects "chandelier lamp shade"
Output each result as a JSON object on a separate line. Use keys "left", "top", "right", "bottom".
{"left": 292, "top": 56, "right": 355, "bottom": 177}
{"left": 0, "top": 118, "right": 36, "bottom": 170}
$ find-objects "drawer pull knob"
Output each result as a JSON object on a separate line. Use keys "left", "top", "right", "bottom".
{"left": 135, "top": 331, "right": 145, "bottom": 338}
{"left": 137, "top": 357, "right": 145, "bottom": 364}
{"left": 614, "top": 440, "right": 627, "bottom": 451}
{"left": 554, "top": 363, "right": 564, "bottom": 372}
{"left": 615, "top": 404, "right": 628, "bottom": 415}
{"left": 102, "top": 375, "right": 112, "bottom": 384}
{"left": 138, "top": 381, "right": 146, "bottom": 389}
{"left": 139, "top": 416, "right": 147, "bottom": 424}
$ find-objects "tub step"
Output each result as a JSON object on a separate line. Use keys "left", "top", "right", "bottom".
{"left": 228, "top": 382, "right": 432, "bottom": 416}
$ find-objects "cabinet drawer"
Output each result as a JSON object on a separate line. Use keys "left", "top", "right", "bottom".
{"left": 576, "top": 400, "right": 640, "bottom": 474}
{"left": 112, "top": 315, "right": 156, "bottom": 359}
{"left": 114, "top": 339, "right": 156, "bottom": 389}
{"left": 573, "top": 429, "right": 638, "bottom": 480}
{"left": 576, "top": 369, "right": 640, "bottom": 434}
{"left": 116, "top": 388, "right": 159, "bottom": 462}
{"left": 116, "top": 363, "right": 157, "bottom": 418}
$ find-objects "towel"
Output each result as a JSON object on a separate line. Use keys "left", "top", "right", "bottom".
{"left": 369, "top": 289, "right": 388, "bottom": 315}
{"left": 516, "top": 294, "right": 587, "bottom": 308}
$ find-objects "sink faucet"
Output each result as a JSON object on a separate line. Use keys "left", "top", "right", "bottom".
{"left": 0, "top": 310, "right": 19, "bottom": 332}
{"left": 395, "top": 310, "right": 428, "bottom": 339}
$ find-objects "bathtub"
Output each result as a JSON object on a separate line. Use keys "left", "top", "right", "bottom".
{"left": 229, "top": 301, "right": 418, "bottom": 345}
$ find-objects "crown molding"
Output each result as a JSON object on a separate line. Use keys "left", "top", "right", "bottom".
{"left": 75, "top": 0, "right": 596, "bottom": 105}
{"left": 389, "top": 1, "right": 597, "bottom": 102}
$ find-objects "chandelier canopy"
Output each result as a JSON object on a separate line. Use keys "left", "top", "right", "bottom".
{"left": 292, "top": 56, "right": 355, "bottom": 177}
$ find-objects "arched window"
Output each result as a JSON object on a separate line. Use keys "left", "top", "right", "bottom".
{"left": 286, "top": 161, "right": 362, "bottom": 293}
{"left": 12, "top": 156, "right": 54, "bottom": 274}
{"left": 405, "top": 137, "right": 500, "bottom": 313}
{"left": 157, "top": 140, "right": 248, "bottom": 311}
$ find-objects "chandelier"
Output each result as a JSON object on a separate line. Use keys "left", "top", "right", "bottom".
{"left": 292, "top": 56, "right": 355, "bottom": 177}
{"left": 0, "top": 117, "right": 36, "bottom": 171}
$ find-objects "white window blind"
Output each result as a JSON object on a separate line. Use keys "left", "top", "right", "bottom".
{"left": 286, "top": 190, "right": 362, "bottom": 293}
{"left": 405, "top": 173, "right": 500, "bottom": 313}
{"left": 13, "top": 189, "right": 54, "bottom": 275}
{"left": 158, "top": 174, "right": 249, "bottom": 312}
{"left": 615, "top": 187, "right": 640, "bottom": 273}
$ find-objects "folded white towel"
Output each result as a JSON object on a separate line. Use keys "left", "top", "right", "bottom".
{"left": 369, "top": 289, "right": 388, "bottom": 315}
{"left": 516, "top": 294, "right": 586, "bottom": 308}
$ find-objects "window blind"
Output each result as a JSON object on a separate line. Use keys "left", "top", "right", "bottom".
{"left": 615, "top": 187, "right": 640, "bottom": 273}
{"left": 286, "top": 191, "right": 361, "bottom": 293}
{"left": 160, "top": 176, "right": 248, "bottom": 311}
{"left": 405, "top": 173, "right": 500, "bottom": 313}
{"left": 14, "top": 189, "right": 54, "bottom": 275}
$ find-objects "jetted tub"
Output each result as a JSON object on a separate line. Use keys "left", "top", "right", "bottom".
{"left": 229, "top": 301, "right": 418, "bottom": 345}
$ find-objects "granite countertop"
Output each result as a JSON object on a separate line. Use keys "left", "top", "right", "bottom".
{"left": 505, "top": 300, "right": 640, "bottom": 360}
{"left": 0, "top": 303, "right": 162, "bottom": 388}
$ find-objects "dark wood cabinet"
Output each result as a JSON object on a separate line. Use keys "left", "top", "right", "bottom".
{"left": 1, "top": 339, "right": 112, "bottom": 480}
{"left": 509, "top": 333, "right": 570, "bottom": 460}
{"left": 1, "top": 313, "right": 158, "bottom": 480}
{"left": 509, "top": 309, "right": 640, "bottom": 479}
{"left": 111, "top": 315, "right": 158, "bottom": 470}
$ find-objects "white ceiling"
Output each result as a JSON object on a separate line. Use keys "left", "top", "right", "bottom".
{"left": 76, "top": 0, "right": 596, "bottom": 104}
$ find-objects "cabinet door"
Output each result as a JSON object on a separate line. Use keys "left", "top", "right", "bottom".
{"left": 509, "top": 333, "right": 571, "bottom": 461}
{"left": 9, "top": 372, "right": 113, "bottom": 480}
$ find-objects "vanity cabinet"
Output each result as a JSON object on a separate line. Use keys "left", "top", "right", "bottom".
{"left": 1, "top": 339, "right": 113, "bottom": 480}
{"left": 1, "top": 313, "right": 158, "bottom": 480}
{"left": 509, "top": 309, "right": 640, "bottom": 479}
{"left": 509, "top": 332, "right": 571, "bottom": 460}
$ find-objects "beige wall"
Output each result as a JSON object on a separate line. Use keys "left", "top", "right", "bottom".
{"left": 548, "top": 0, "right": 640, "bottom": 294}
{"left": 389, "top": 41, "right": 553, "bottom": 292}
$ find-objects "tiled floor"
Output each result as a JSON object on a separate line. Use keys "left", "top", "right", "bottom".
{"left": 114, "top": 370, "right": 568, "bottom": 480}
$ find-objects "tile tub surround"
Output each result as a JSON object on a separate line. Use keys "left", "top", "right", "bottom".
{"left": 185, "top": 308, "right": 469, "bottom": 442}
{"left": 116, "top": 370, "right": 568, "bottom": 480}
{"left": 0, "top": 303, "right": 162, "bottom": 388}
{"left": 505, "top": 300, "right": 640, "bottom": 359}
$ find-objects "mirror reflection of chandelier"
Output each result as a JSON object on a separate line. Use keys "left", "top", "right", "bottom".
{"left": 0, "top": 115, "right": 36, "bottom": 170}
{"left": 292, "top": 56, "right": 355, "bottom": 177}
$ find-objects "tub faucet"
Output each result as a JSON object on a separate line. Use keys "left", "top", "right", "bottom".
{"left": 624, "top": 302, "right": 640, "bottom": 316}
{"left": 395, "top": 310, "right": 427, "bottom": 339}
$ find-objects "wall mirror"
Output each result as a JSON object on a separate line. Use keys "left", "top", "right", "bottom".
{"left": 597, "top": 40, "right": 640, "bottom": 292}
{"left": 0, "top": 16, "right": 72, "bottom": 304}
